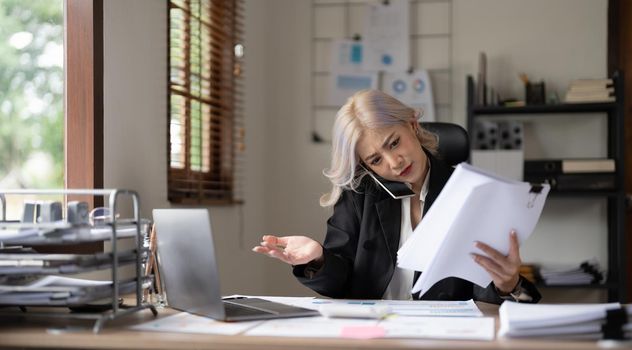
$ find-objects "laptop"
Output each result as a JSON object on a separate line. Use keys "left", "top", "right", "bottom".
{"left": 152, "top": 208, "right": 319, "bottom": 321}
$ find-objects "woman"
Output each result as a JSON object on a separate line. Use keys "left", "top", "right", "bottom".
{"left": 253, "top": 90, "right": 540, "bottom": 303}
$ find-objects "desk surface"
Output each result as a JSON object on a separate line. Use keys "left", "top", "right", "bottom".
{"left": 0, "top": 302, "right": 614, "bottom": 350}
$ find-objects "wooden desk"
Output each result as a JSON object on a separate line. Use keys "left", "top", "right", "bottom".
{"left": 0, "top": 302, "right": 613, "bottom": 350}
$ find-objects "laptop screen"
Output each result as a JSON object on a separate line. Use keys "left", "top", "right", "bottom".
{"left": 153, "top": 209, "right": 226, "bottom": 319}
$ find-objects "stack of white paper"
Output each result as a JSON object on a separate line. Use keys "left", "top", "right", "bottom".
{"left": 539, "top": 260, "right": 603, "bottom": 285}
{"left": 0, "top": 275, "right": 135, "bottom": 306}
{"left": 498, "top": 301, "right": 632, "bottom": 339}
{"left": 397, "top": 163, "right": 550, "bottom": 297}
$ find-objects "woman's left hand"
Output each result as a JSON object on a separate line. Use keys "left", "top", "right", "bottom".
{"left": 471, "top": 230, "right": 521, "bottom": 294}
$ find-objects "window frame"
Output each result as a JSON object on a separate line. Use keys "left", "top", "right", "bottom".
{"left": 167, "top": 0, "right": 244, "bottom": 205}
{"left": 61, "top": 0, "right": 103, "bottom": 253}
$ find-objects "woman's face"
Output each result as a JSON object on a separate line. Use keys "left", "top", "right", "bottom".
{"left": 356, "top": 121, "right": 428, "bottom": 189}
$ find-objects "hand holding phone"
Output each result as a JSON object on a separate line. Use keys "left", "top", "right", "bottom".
{"left": 361, "top": 165, "right": 416, "bottom": 199}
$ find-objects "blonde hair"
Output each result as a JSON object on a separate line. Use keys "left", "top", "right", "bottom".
{"left": 320, "top": 89, "right": 438, "bottom": 207}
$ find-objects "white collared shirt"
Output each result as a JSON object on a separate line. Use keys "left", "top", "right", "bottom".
{"left": 382, "top": 166, "right": 431, "bottom": 300}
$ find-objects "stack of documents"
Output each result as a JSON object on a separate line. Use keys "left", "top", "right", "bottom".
{"left": 0, "top": 250, "right": 138, "bottom": 275}
{"left": 538, "top": 260, "right": 603, "bottom": 285}
{"left": 499, "top": 301, "right": 632, "bottom": 339}
{"left": 0, "top": 224, "right": 140, "bottom": 245}
{"left": 398, "top": 163, "right": 549, "bottom": 297}
{"left": 0, "top": 275, "right": 136, "bottom": 306}
{"left": 132, "top": 297, "right": 495, "bottom": 340}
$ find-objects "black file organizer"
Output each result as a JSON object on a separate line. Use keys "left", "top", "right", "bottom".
{"left": 466, "top": 72, "right": 626, "bottom": 302}
{"left": 0, "top": 189, "right": 158, "bottom": 333}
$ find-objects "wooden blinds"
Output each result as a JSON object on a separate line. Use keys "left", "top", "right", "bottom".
{"left": 168, "top": 0, "right": 244, "bottom": 204}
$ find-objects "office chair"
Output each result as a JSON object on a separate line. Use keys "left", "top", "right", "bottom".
{"left": 420, "top": 122, "right": 470, "bottom": 166}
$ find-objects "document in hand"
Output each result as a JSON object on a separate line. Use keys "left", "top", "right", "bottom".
{"left": 397, "top": 163, "right": 550, "bottom": 297}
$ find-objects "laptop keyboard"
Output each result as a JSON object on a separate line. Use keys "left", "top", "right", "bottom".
{"left": 223, "top": 300, "right": 276, "bottom": 317}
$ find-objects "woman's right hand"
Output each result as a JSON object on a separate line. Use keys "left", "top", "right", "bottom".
{"left": 252, "top": 235, "right": 323, "bottom": 266}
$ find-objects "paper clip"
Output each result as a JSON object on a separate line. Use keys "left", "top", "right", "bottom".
{"left": 527, "top": 184, "right": 543, "bottom": 208}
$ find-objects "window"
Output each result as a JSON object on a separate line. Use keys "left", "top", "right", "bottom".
{"left": 0, "top": 0, "right": 64, "bottom": 216}
{"left": 168, "top": 0, "right": 244, "bottom": 204}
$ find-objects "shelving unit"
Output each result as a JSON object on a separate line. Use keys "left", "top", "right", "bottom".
{"left": 0, "top": 189, "right": 158, "bottom": 332}
{"left": 466, "top": 72, "right": 626, "bottom": 302}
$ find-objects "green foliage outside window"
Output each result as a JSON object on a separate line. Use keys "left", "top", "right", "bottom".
{"left": 0, "top": 0, "right": 63, "bottom": 189}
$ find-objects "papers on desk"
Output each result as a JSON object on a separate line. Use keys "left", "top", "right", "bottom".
{"left": 245, "top": 315, "right": 494, "bottom": 340}
{"left": 397, "top": 163, "right": 549, "bottom": 297}
{"left": 498, "top": 301, "right": 632, "bottom": 339}
{"left": 131, "top": 297, "right": 494, "bottom": 340}
{"left": 130, "top": 312, "right": 262, "bottom": 335}
{"left": 0, "top": 224, "right": 139, "bottom": 244}
{"left": 133, "top": 313, "right": 494, "bottom": 341}
{"left": 235, "top": 295, "right": 483, "bottom": 317}
{"left": 0, "top": 250, "right": 138, "bottom": 275}
{"left": 0, "top": 275, "right": 136, "bottom": 306}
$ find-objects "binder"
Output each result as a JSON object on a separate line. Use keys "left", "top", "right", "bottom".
{"left": 524, "top": 159, "right": 615, "bottom": 174}
{"left": 524, "top": 173, "right": 615, "bottom": 191}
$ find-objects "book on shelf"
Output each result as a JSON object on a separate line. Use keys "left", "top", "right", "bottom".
{"left": 565, "top": 95, "right": 615, "bottom": 103}
{"left": 567, "top": 86, "right": 615, "bottom": 94}
{"left": 569, "top": 78, "right": 613, "bottom": 87}
{"left": 524, "top": 172, "right": 615, "bottom": 191}
{"left": 524, "top": 159, "right": 615, "bottom": 174}
{"left": 565, "top": 78, "right": 616, "bottom": 103}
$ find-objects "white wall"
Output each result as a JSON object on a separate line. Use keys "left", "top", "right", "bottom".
{"left": 101, "top": 0, "right": 610, "bottom": 300}
{"left": 257, "top": 0, "right": 333, "bottom": 296}
{"left": 102, "top": 0, "right": 269, "bottom": 295}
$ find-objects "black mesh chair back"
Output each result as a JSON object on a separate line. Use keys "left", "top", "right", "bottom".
{"left": 420, "top": 122, "right": 470, "bottom": 166}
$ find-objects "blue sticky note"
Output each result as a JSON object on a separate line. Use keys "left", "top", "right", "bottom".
{"left": 351, "top": 44, "right": 363, "bottom": 64}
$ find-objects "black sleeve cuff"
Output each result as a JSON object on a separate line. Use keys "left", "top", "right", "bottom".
{"left": 497, "top": 276, "right": 535, "bottom": 302}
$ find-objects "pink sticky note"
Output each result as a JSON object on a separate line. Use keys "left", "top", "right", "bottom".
{"left": 340, "top": 326, "right": 386, "bottom": 339}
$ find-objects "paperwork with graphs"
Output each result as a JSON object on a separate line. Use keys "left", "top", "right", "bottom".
{"left": 397, "top": 163, "right": 550, "bottom": 297}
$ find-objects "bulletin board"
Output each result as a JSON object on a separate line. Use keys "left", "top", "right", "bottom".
{"left": 310, "top": 0, "right": 453, "bottom": 143}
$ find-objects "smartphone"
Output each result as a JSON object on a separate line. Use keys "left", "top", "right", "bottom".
{"left": 361, "top": 166, "right": 416, "bottom": 199}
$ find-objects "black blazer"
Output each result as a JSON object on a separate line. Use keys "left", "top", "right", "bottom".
{"left": 293, "top": 151, "right": 541, "bottom": 304}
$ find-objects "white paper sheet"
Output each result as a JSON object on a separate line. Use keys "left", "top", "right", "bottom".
{"left": 245, "top": 316, "right": 378, "bottom": 338}
{"left": 239, "top": 295, "right": 482, "bottom": 317}
{"left": 381, "top": 299, "right": 482, "bottom": 317}
{"left": 327, "top": 39, "right": 378, "bottom": 107}
{"left": 130, "top": 296, "right": 490, "bottom": 340}
{"left": 245, "top": 315, "right": 494, "bottom": 340}
{"left": 363, "top": 0, "right": 410, "bottom": 72}
{"left": 381, "top": 316, "right": 495, "bottom": 340}
{"left": 397, "top": 163, "right": 550, "bottom": 297}
{"left": 382, "top": 70, "right": 435, "bottom": 121}
{"left": 26, "top": 276, "right": 111, "bottom": 288}
{"left": 130, "top": 312, "right": 261, "bottom": 335}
